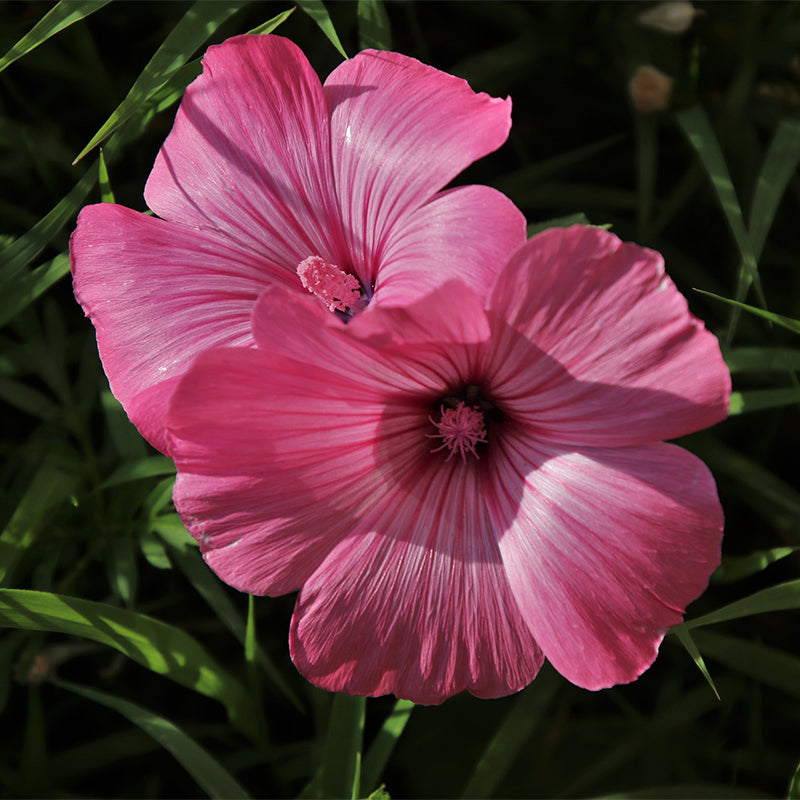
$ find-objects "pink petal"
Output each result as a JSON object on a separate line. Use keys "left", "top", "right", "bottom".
{"left": 144, "top": 35, "right": 347, "bottom": 272}
{"left": 167, "top": 345, "right": 397, "bottom": 595}
{"left": 486, "top": 436, "right": 724, "bottom": 689}
{"left": 486, "top": 225, "right": 730, "bottom": 446}
{"left": 70, "top": 203, "right": 282, "bottom": 453}
{"left": 324, "top": 50, "right": 513, "bottom": 286}
{"left": 374, "top": 185, "right": 526, "bottom": 307}
{"left": 290, "top": 457, "right": 544, "bottom": 704}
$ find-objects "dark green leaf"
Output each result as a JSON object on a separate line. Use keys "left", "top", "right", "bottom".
{"left": 357, "top": 0, "right": 392, "bottom": 50}
{"left": 298, "top": 0, "right": 348, "bottom": 59}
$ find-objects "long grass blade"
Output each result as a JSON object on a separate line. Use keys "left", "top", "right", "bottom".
{"left": 0, "top": 253, "right": 70, "bottom": 328}
{"left": 0, "top": 0, "right": 111, "bottom": 73}
{"left": 461, "top": 665, "right": 560, "bottom": 798}
{"left": 724, "top": 347, "right": 800, "bottom": 373}
{"left": 73, "top": 1, "right": 249, "bottom": 164}
{"left": 672, "top": 624, "right": 720, "bottom": 700}
{"left": 361, "top": 699, "right": 414, "bottom": 795}
{"left": 728, "top": 388, "right": 800, "bottom": 415}
{"left": 713, "top": 547, "right": 799, "bottom": 584}
{"left": 749, "top": 119, "right": 800, "bottom": 259}
{"left": 298, "top": 0, "right": 348, "bottom": 59}
{"left": 686, "top": 579, "right": 800, "bottom": 629}
{"left": 0, "top": 589, "right": 256, "bottom": 739}
{"left": 357, "top": 0, "right": 392, "bottom": 50}
{"left": 321, "top": 694, "right": 366, "bottom": 799}
{"left": 695, "top": 290, "right": 800, "bottom": 335}
{"left": 52, "top": 679, "right": 250, "bottom": 799}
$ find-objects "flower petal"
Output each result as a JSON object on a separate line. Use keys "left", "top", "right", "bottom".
{"left": 290, "top": 457, "right": 544, "bottom": 704}
{"left": 374, "top": 185, "right": 526, "bottom": 306}
{"left": 325, "top": 50, "right": 513, "bottom": 285}
{"left": 145, "top": 35, "right": 346, "bottom": 271}
{"left": 486, "top": 226, "right": 730, "bottom": 446}
{"left": 486, "top": 436, "right": 724, "bottom": 689}
{"left": 70, "top": 204, "right": 284, "bottom": 452}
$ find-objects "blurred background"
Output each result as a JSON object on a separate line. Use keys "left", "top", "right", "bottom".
{"left": 1, "top": 1, "right": 799, "bottom": 797}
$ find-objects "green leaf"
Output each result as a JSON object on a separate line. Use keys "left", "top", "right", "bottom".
{"left": 367, "top": 787, "right": 390, "bottom": 800}
{"left": 713, "top": 547, "right": 798, "bottom": 584}
{"left": 0, "top": 162, "right": 97, "bottom": 284}
{"left": 361, "top": 699, "right": 414, "bottom": 796}
{"left": 298, "top": 0, "right": 348, "bottom": 59}
{"left": 788, "top": 758, "right": 800, "bottom": 799}
{"left": 692, "top": 630, "right": 800, "bottom": 699}
{"left": 96, "top": 456, "right": 176, "bottom": 490}
{"left": 0, "top": 461, "right": 77, "bottom": 588}
{"left": 686, "top": 579, "right": 800, "bottom": 629}
{"left": 590, "top": 784, "right": 770, "bottom": 799}
{"left": 676, "top": 106, "right": 765, "bottom": 337}
{"left": 695, "top": 290, "right": 800, "bottom": 335}
{"left": 0, "top": 0, "right": 111, "bottom": 73}
{"left": 0, "top": 253, "right": 71, "bottom": 328}
{"left": 246, "top": 6, "right": 296, "bottom": 35}
{"left": 728, "top": 388, "right": 800, "bottom": 415}
{"left": 321, "top": 693, "right": 366, "bottom": 799}
{"left": 748, "top": 119, "right": 800, "bottom": 259}
{"left": 98, "top": 149, "right": 115, "bottom": 203}
{"left": 671, "top": 624, "right": 720, "bottom": 700}
{"left": 52, "top": 679, "right": 250, "bottom": 799}
{"left": 461, "top": 665, "right": 560, "bottom": 798}
{"left": 357, "top": 0, "right": 392, "bottom": 50}
{"left": 73, "top": 1, "right": 249, "bottom": 164}
{"left": 0, "top": 589, "right": 257, "bottom": 738}
{"left": 724, "top": 347, "right": 800, "bottom": 373}
{"left": 159, "top": 528, "right": 302, "bottom": 711}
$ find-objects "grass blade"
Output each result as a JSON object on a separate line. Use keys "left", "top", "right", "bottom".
{"left": 686, "top": 579, "right": 800, "bottom": 629}
{"left": 676, "top": 106, "right": 765, "bottom": 337}
{"left": 0, "top": 162, "right": 96, "bottom": 284}
{"left": 724, "top": 347, "right": 800, "bottom": 372}
{"left": 713, "top": 547, "right": 799, "bottom": 584}
{"left": 749, "top": 119, "right": 800, "bottom": 259}
{"left": 246, "top": 6, "right": 296, "bottom": 35}
{"left": 97, "top": 149, "right": 115, "bottom": 203}
{"left": 357, "top": 0, "right": 392, "bottom": 50}
{"left": 53, "top": 679, "right": 250, "bottom": 799}
{"left": 0, "top": 589, "right": 256, "bottom": 739}
{"left": 672, "top": 623, "right": 720, "bottom": 700}
{"left": 298, "top": 0, "right": 348, "bottom": 59}
{"left": 0, "top": 461, "right": 77, "bottom": 588}
{"left": 695, "top": 289, "right": 800, "bottom": 334}
{"left": 0, "top": 253, "right": 70, "bottom": 328}
{"left": 73, "top": 1, "right": 249, "bottom": 164}
{"left": 321, "top": 694, "right": 366, "bottom": 799}
{"left": 0, "top": 0, "right": 111, "bottom": 73}
{"left": 728, "top": 388, "right": 800, "bottom": 414}
{"left": 361, "top": 699, "right": 414, "bottom": 795}
{"left": 461, "top": 665, "right": 560, "bottom": 798}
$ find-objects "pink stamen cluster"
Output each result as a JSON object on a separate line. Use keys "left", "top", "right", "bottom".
{"left": 297, "top": 255, "right": 362, "bottom": 313}
{"left": 429, "top": 401, "right": 488, "bottom": 461}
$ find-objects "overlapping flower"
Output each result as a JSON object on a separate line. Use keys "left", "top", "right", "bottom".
{"left": 70, "top": 34, "right": 524, "bottom": 453}
{"left": 165, "top": 225, "right": 731, "bottom": 704}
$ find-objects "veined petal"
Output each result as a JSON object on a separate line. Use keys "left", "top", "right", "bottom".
{"left": 290, "top": 458, "right": 544, "bottom": 704}
{"left": 70, "top": 204, "right": 284, "bottom": 452}
{"left": 145, "top": 35, "right": 346, "bottom": 271}
{"left": 375, "top": 185, "right": 526, "bottom": 307}
{"left": 487, "top": 436, "right": 723, "bottom": 690}
{"left": 325, "top": 50, "right": 513, "bottom": 285}
{"left": 167, "top": 344, "right": 419, "bottom": 595}
{"left": 487, "top": 226, "right": 730, "bottom": 446}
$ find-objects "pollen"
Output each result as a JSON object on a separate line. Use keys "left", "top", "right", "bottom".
{"left": 297, "top": 256, "right": 362, "bottom": 314}
{"left": 428, "top": 401, "right": 487, "bottom": 461}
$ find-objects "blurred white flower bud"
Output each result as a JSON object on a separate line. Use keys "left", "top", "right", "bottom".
{"left": 629, "top": 65, "right": 674, "bottom": 113}
{"left": 638, "top": 1, "right": 698, "bottom": 34}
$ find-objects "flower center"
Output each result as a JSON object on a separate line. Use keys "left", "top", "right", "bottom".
{"left": 428, "top": 400, "right": 487, "bottom": 462}
{"left": 297, "top": 256, "right": 366, "bottom": 317}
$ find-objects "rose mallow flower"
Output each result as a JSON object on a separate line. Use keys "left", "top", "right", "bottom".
{"left": 165, "top": 225, "right": 731, "bottom": 704}
{"left": 70, "top": 34, "right": 525, "bottom": 453}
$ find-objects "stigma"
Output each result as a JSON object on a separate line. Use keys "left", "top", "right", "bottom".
{"left": 428, "top": 401, "right": 487, "bottom": 461}
{"left": 297, "top": 256, "right": 364, "bottom": 315}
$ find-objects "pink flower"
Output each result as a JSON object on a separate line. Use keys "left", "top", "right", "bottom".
{"left": 165, "top": 225, "right": 731, "bottom": 704}
{"left": 70, "top": 34, "right": 525, "bottom": 453}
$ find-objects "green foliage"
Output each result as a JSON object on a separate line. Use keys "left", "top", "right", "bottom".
{"left": 1, "top": 1, "right": 799, "bottom": 798}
